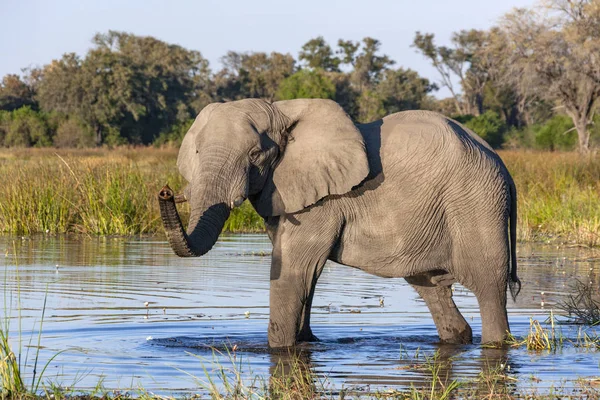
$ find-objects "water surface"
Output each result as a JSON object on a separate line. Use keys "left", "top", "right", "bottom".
{"left": 2, "top": 235, "right": 600, "bottom": 396}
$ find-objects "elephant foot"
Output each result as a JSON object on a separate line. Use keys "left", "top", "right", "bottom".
{"left": 439, "top": 323, "right": 473, "bottom": 344}
{"left": 297, "top": 328, "right": 320, "bottom": 343}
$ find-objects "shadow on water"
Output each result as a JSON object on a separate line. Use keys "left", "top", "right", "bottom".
{"left": 1, "top": 234, "right": 600, "bottom": 395}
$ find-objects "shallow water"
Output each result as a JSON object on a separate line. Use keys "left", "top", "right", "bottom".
{"left": 2, "top": 234, "right": 600, "bottom": 396}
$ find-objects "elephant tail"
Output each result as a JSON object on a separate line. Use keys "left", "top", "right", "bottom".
{"left": 508, "top": 180, "right": 521, "bottom": 302}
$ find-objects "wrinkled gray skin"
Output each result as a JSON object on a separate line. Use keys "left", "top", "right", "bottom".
{"left": 162, "top": 98, "right": 520, "bottom": 348}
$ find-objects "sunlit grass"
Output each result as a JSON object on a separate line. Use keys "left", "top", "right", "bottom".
{"left": 1, "top": 148, "right": 598, "bottom": 244}
{"left": 500, "top": 150, "right": 600, "bottom": 247}
{"left": 0, "top": 148, "right": 263, "bottom": 235}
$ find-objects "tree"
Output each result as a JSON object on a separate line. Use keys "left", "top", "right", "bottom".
{"left": 375, "top": 68, "right": 438, "bottom": 114}
{"left": 350, "top": 37, "right": 395, "bottom": 92}
{"left": 413, "top": 30, "right": 489, "bottom": 116}
{"left": 336, "top": 39, "right": 360, "bottom": 66}
{"left": 53, "top": 116, "right": 95, "bottom": 148}
{"left": 0, "top": 74, "right": 35, "bottom": 111}
{"left": 498, "top": 1, "right": 600, "bottom": 153}
{"left": 216, "top": 51, "right": 295, "bottom": 102}
{"left": 37, "top": 31, "right": 211, "bottom": 145}
{"left": 463, "top": 111, "right": 507, "bottom": 148}
{"left": 299, "top": 37, "right": 340, "bottom": 71}
{"left": 276, "top": 69, "right": 336, "bottom": 100}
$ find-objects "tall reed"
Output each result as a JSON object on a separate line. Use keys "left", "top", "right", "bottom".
{"left": 500, "top": 151, "right": 600, "bottom": 246}
{"left": 1, "top": 148, "right": 598, "bottom": 246}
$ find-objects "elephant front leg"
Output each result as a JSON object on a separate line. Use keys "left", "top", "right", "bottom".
{"left": 267, "top": 218, "right": 334, "bottom": 348}
{"left": 268, "top": 279, "right": 305, "bottom": 348}
{"left": 268, "top": 265, "right": 324, "bottom": 348}
{"left": 406, "top": 273, "right": 472, "bottom": 344}
{"left": 297, "top": 280, "right": 319, "bottom": 342}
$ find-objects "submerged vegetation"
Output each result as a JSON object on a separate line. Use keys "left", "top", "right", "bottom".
{"left": 0, "top": 148, "right": 598, "bottom": 247}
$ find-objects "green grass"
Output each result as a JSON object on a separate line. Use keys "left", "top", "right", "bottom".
{"left": 0, "top": 148, "right": 262, "bottom": 235}
{"left": 0, "top": 148, "right": 598, "bottom": 246}
{"left": 501, "top": 150, "right": 600, "bottom": 247}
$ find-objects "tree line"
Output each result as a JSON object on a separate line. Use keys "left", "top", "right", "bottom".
{"left": 1, "top": 0, "right": 599, "bottom": 152}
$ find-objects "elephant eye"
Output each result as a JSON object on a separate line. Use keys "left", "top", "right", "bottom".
{"left": 249, "top": 148, "right": 263, "bottom": 164}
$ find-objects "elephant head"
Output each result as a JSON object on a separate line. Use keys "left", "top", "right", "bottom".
{"left": 159, "top": 98, "right": 370, "bottom": 257}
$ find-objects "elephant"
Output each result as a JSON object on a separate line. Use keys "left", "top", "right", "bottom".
{"left": 158, "top": 98, "right": 521, "bottom": 349}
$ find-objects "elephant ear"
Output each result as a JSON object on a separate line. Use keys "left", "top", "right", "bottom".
{"left": 177, "top": 103, "right": 220, "bottom": 182}
{"left": 255, "top": 99, "right": 369, "bottom": 216}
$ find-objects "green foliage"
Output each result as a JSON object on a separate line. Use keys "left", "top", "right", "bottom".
{"left": 276, "top": 70, "right": 336, "bottom": 100}
{"left": 357, "top": 89, "right": 386, "bottom": 122}
{"left": 533, "top": 114, "right": 578, "bottom": 151}
{"left": 376, "top": 68, "right": 438, "bottom": 114}
{"left": 0, "top": 110, "right": 9, "bottom": 145}
{"left": 217, "top": 51, "right": 295, "bottom": 101}
{"left": 5, "top": 30, "right": 598, "bottom": 151}
{"left": 299, "top": 36, "right": 340, "bottom": 71}
{"left": 3, "top": 106, "right": 51, "bottom": 147}
{"left": 223, "top": 201, "right": 265, "bottom": 233}
{"left": 463, "top": 111, "right": 506, "bottom": 148}
{"left": 154, "top": 119, "right": 195, "bottom": 147}
{"left": 36, "top": 31, "right": 210, "bottom": 146}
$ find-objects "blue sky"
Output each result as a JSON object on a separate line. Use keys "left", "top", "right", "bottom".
{"left": 2, "top": 0, "right": 534, "bottom": 97}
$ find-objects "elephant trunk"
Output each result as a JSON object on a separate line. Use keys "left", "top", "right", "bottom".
{"left": 158, "top": 185, "right": 230, "bottom": 257}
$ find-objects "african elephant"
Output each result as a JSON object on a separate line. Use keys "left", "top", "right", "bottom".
{"left": 158, "top": 98, "right": 520, "bottom": 349}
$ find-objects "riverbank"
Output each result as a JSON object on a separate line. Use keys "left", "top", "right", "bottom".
{"left": 0, "top": 148, "right": 598, "bottom": 246}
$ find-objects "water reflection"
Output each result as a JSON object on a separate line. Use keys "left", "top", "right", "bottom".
{"left": 1, "top": 235, "right": 599, "bottom": 395}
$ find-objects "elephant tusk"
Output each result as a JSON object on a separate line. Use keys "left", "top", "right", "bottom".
{"left": 230, "top": 196, "right": 245, "bottom": 209}
{"left": 174, "top": 193, "right": 188, "bottom": 203}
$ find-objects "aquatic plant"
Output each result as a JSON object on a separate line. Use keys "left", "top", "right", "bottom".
{"left": 558, "top": 279, "right": 600, "bottom": 325}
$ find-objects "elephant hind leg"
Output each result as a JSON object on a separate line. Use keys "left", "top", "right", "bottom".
{"left": 406, "top": 272, "right": 472, "bottom": 344}
{"left": 473, "top": 275, "right": 509, "bottom": 345}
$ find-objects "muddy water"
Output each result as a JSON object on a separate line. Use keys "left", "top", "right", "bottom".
{"left": 1, "top": 235, "right": 600, "bottom": 396}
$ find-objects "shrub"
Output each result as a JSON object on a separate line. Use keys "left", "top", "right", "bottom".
{"left": 53, "top": 117, "right": 95, "bottom": 148}
{"left": 463, "top": 111, "right": 506, "bottom": 148}
{"left": 534, "top": 114, "right": 578, "bottom": 151}
{"left": 3, "top": 106, "right": 51, "bottom": 147}
{"left": 276, "top": 69, "right": 336, "bottom": 101}
{"left": 154, "top": 119, "right": 194, "bottom": 147}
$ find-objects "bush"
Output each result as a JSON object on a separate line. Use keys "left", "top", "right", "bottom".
{"left": 463, "top": 111, "right": 506, "bottom": 148}
{"left": 53, "top": 117, "right": 95, "bottom": 148}
{"left": 534, "top": 114, "right": 578, "bottom": 151}
{"left": 3, "top": 106, "right": 51, "bottom": 147}
{"left": 276, "top": 69, "right": 336, "bottom": 101}
{"left": 154, "top": 119, "right": 194, "bottom": 147}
